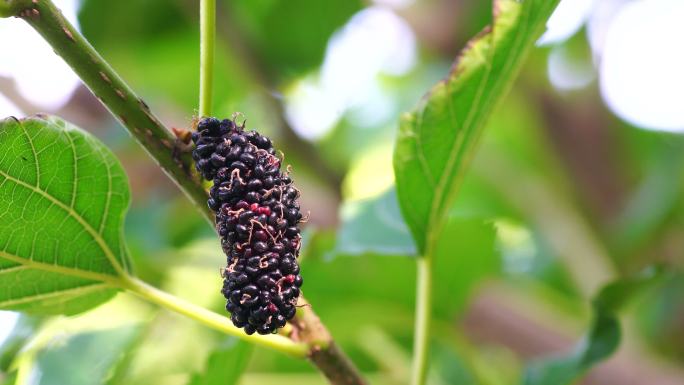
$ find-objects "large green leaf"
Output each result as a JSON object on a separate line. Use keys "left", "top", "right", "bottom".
{"left": 393, "top": 0, "right": 559, "bottom": 254}
{"left": 522, "top": 271, "right": 666, "bottom": 385}
{"left": 0, "top": 115, "right": 131, "bottom": 315}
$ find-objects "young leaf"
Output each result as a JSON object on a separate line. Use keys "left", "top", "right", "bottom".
{"left": 522, "top": 271, "right": 666, "bottom": 385}
{"left": 393, "top": 0, "right": 560, "bottom": 254}
{"left": 0, "top": 115, "right": 132, "bottom": 315}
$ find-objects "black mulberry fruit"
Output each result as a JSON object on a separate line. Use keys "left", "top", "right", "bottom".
{"left": 192, "top": 116, "right": 304, "bottom": 335}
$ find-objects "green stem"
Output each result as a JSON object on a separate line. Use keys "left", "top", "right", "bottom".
{"left": 121, "top": 275, "right": 308, "bottom": 357}
{"left": 199, "top": 0, "right": 215, "bottom": 117}
{"left": 0, "top": 0, "right": 28, "bottom": 17}
{"left": 411, "top": 256, "right": 432, "bottom": 385}
{"left": 13, "top": 0, "right": 211, "bottom": 223}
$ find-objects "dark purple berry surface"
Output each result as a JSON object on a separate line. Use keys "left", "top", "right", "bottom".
{"left": 192, "top": 117, "right": 303, "bottom": 335}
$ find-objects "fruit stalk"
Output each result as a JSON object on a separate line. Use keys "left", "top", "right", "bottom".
{"left": 199, "top": 0, "right": 215, "bottom": 117}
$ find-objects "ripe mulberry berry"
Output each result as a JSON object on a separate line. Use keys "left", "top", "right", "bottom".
{"left": 192, "top": 116, "right": 304, "bottom": 335}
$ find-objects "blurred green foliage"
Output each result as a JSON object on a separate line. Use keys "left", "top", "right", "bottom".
{"left": 35, "top": 326, "right": 140, "bottom": 385}
{"left": 1, "top": 0, "right": 683, "bottom": 384}
{"left": 227, "top": 0, "right": 363, "bottom": 80}
{"left": 188, "top": 339, "right": 253, "bottom": 385}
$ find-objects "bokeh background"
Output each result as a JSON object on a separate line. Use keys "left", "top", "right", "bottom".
{"left": 1, "top": 0, "right": 684, "bottom": 384}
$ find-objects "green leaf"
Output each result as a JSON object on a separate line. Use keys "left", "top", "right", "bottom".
{"left": 188, "top": 339, "right": 253, "bottom": 385}
{"left": 0, "top": 115, "right": 132, "bottom": 315}
{"left": 334, "top": 188, "right": 417, "bottom": 258}
{"left": 393, "top": 0, "right": 560, "bottom": 254}
{"left": 522, "top": 270, "right": 665, "bottom": 385}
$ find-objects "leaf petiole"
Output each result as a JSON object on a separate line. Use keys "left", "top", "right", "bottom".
{"left": 118, "top": 274, "right": 309, "bottom": 357}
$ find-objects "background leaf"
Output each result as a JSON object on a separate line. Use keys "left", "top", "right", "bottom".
{"left": 334, "top": 188, "right": 417, "bottom": 258}
{"left": 433, "top": 218, "right": 500, "bottom": 317}
{"left": 35, "top": 326, "right": 140, "bottom": 385}
{"left": 522, "top": 270, "right": 665, "bottom": 385}
{"left": 393, "top": 0, "right": 560, "bottom": 253}
{"left": 0, "top": 115, "right": 131, "bottom": 315}
{"left": 226, "top": 0, "right": 363, "bottom": 80}
{"left": 188, "top": 339, "right": 253, "bottom": 385}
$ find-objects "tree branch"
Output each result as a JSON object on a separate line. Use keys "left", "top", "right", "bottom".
{"left": 6, "top": 0, "right": 212, "bottom": 223}
{"left": 3, "top": 1, "right": 365, "bottom": 383}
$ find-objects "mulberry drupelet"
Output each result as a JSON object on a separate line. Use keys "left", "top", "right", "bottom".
{"left": 192, "top": 116, "right": 304, "bottom": 335}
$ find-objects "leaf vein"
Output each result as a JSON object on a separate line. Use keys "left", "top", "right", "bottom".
{"left": 0, "top": 282, "right": 111, "bottom": 308}
{"left": 0, "top": 250, "right": 122, "bottom": 285}
{"left": 17, "top": 120, "right": 40, "bottom": 187}
{"left": 0, "top": 169, "right": 126, "bottom": 276}
{"left": 65, "top": 129, "right": 79, "bottom": 209}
